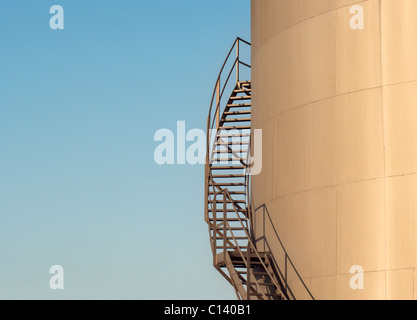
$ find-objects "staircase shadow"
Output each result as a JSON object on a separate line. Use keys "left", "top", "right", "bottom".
{"left": 253, "top": 204, "right": 315, "bottom": 300}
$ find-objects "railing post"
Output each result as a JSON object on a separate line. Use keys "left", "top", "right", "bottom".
{"left": 236, "top": 39, "right": 240, "bottom": 84}
{"left": 223, "top": 192, "right": 227, "bottom": 263}
{"left": 216, "top": 79, "right": 220, "bottom": 131}
{"left": 247, "top": 245, "right": 251, "bottom": 300}
{"left": 213, "top": 193, "right": 217, "bottom": 265}
{"left": 285, "top": 253, "right": 288, "bottom": 293}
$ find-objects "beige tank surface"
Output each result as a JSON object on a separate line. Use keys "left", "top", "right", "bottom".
{"left": 251, "top": 0, "right": 417, "bottom": 300}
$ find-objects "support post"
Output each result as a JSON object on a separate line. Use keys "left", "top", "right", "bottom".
{"left": 223, "top": 192, "right": 227, "bottom": 263}
{"left": 236, "top": 40, "right": 240, "bottom": 84}
{"left": 216, "top": 80, "right": 220, "bottom": 130}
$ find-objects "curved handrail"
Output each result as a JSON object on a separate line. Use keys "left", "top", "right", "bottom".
{"left": 205, "top": 37, "right": 251, "bottom": 224}
{"left": 206, "top": 37, "right": 251, "bottom": 167}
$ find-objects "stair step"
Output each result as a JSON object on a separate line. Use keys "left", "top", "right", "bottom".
{"left": 213, "top": 154, "right": 247, "bottom": 159}
{"left": 222, "top": 118, "right": 251, "bottom": 123}
{"left": 219, "top": 126, "right": 251, "bottom": 130}
{"left": 227, "top": 103, "right": 251, "bottom": 108}
{"left": 211, "top": 225, "right": 248, "bottom": 231}
{"left": 210, "top": 166, "right": 246, "bottom": 170}
{"left": 230, "top": 262, "right": 270, "bottom": 268}
{"left": 212, "top": 229, "right": 248, "bottom": 233}
{"left": 215, "top": 246, "right": 247, "bottom": 249}
{"left": 213, "top": 150, "right": 247, "bottom": 154}
{"left": 210, "top": 218, "right": 247, "bottom": 222}
{"left": 211, "top": 158, "right": 246, "bottom": 162}
{"left": 211, "top": 174, "right": 246, "bottom": 178}
{"left": 248, "top": 282, "right": 275, "bottom": 286}
{"left": 209, "top": 199, "right": 246, "bottom": 203}
{"left": 229, "top": 96, "right": 251, "bottom": 101}
{"left": 215, "top": 149, "right": 249, "bottom": 154}
{"left": 216, "top": 141, "right": 249, "bottom": 145}
{"left": 209, "top": 209, "right": 246, "bottom": 213}
{"left": 215, "top": 148, "right": 248, "bottom": 152}
{"left": 250, "top": 293, "right": 282, "bottom": 298}
{"left": 212, "top": 182, "right": 246, "bottom": 186}
{"left": 224, "top": 111, "right": 251, "bottom": 116}
{"left": 209, "top": 191, "right": 246, "bottom": 195}
{"left": 229, "top": 257, "right": 269, "bottom": 265}
{"left": 212, "top": 236, "right": 247, "bottom": 240}
{"left": 214, "top": 150, "right": 248, "bottom": 154}
{"left": 233, "top": 90, "right": 251, "bottom": 94}
{"left": 217, "top": 133, "right": 250, "bottom": 138}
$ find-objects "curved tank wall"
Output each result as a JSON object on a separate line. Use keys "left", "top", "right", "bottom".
{"left": 251, "top": 0, "right": 417, "bottom": 300}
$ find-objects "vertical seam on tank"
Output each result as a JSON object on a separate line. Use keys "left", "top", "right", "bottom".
{"left": 407, "top": 2, "right": 415, "bottom": 299}
{"left": 337, "top": 186, "right": 340, "bottom": 282}
{"left": 273, "top": 118, "right": 276, "bottom": 199}
{"left": 378, "top": 0, "right": 388, "bottom": 300}
{"left": 261, "top": 0, "right": 264, "bottom": 45}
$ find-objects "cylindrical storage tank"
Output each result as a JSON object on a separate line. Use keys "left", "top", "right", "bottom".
{"left": 251, "top": 0, "right": 417, "bottom": 300}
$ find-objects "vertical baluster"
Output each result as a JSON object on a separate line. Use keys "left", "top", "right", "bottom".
{"left": 213, "top": 193, "right": 217, "bottom": 265}
{"left": 247, "top": 245, "right": 251, "bottom": 300}
{"left": 216, "top": 79, "right": 220, "bottom": 130}
{"left": 236, "top": 39, "right": 240, "bottom": 84}
{"left": 223, "top": 192, "right": 227, "bottom": 264}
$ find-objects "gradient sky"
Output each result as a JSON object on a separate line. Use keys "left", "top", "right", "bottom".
{"left": 0, "top": 0, "right": 250, "bottom": 299}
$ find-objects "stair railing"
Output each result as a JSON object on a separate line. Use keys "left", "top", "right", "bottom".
{"left": 205, "top": 37, "right": 251, "bottom": 225}
{"left": 205, "top": 37, "right": 315, "bottom": 300}
{"left": 216, "top": 188, "right": 286, "bottom": 300}
{"left": 244, "top": 107, "right": 315, "bottom": 300}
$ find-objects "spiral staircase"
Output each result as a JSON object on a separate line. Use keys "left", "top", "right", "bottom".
{"left": 204, "top": 38, "right": 287, "bottom": 300}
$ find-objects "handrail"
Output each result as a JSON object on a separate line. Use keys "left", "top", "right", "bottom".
{"left": 252, "top": 201, "right": 315, "bottom": 300}
{"left": 205, "top": 37, "right": 251, "bottom": 225}
{"left": 221, "top": 188, "right": 286, "bottom": 300}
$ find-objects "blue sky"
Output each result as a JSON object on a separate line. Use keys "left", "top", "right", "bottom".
{"left": 0, "top": 0, "right": 250, "bottom": 299}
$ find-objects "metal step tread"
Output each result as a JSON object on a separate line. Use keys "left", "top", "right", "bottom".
{"left": 210, "top": 166, "right": 247, "bottom": 170}
{"left": 209, "top": 199, "right": 246, "bottom": 203}
{"left": 222, "top": 118, "right": 252, "bottom": 122}
{"left": 233, "top": 89, "right": 252, "bottom": 94}
{"left": 216, "top": 133, "right": 251, "bottom": 138}
{"left": 208, "top": 208, "right": 246, "bottom": 213}
{"left": 224, "top": 111, "right": 251, "bottom": 116}
{"left": 219, "top": 125, "right": 251, "bottom": 130}
{"left": 211, "top": 158, "right": 246, "bottom": 162}
{"left": 226, "top": 103, "right": 252, "bottom": 108}
{"left": 211, "top": 174, "right": 246, "bottom": 178}
{"left": 229, "top": 96, "right": 251, "bottom": 101}
{"left": 213, "top": 150, "right": 248, "bottom": 154}
{"left": 210, "top": 218, "right": 248, "bottom": 222}
{"left": 216, "top": 141, "right": 250, "bottom": 145}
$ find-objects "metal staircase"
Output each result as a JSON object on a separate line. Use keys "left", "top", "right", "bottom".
{"left": 204, "top": 38, "right": 287, "bottom": 300}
